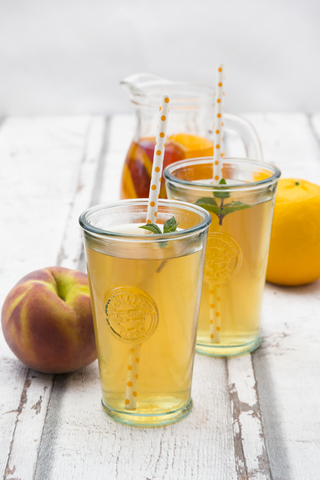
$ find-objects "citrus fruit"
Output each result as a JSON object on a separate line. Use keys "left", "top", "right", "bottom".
{"left": 266, "top": 178, "right": 320, "bottom": 286}
{"left": 168, "top": 133, "right": 213, "bottom": 158}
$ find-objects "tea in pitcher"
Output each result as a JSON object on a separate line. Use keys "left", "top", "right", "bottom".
{"left": 120, "top": 134, "right": 213, "bottom": 199}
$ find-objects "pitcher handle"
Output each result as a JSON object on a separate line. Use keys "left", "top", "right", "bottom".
{"left": 224, "top": 113, "right": 263, "bottom": 161}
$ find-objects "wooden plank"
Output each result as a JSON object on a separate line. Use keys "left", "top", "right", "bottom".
{"left": 0, "top": 116, "right": 107, "bottom": 480}
{"left": 99, "top": 114, "right": 134, "bottom": 203}
{"left": 244, "top": 113, "right": 320, "bottom": 480}
{"left": 228, "top": 357, "right": 271, "bottom": 480}
{"left": 56, "top": 115, "right": 107, "bottom": 266}
{"left": 253, "top": 281, "right": 320, "bottom": 480}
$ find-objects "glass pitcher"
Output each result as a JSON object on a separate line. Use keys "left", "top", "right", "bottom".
{"left": 120, "top": 73, "right": 263, "bottom": 199}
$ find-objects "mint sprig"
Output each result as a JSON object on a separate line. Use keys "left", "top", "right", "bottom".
{"left": 139, "top": 223, "right": 162, "bottom": 234}
{"left": 163, "top": 216, "right": 179, "bottom": 233}
{"left": 139, "top": 216, "right": 179, "bottom": 234}
{"left": 194, "top": 178, "right": 250, "bottom": 225}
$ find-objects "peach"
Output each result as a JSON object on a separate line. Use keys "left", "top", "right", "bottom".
{"left": 1, "top": 266, "right": 97, "bottom": 374}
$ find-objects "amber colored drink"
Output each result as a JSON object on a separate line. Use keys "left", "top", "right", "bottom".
{"left": 120, "top": 134, "right": 213, "bottom": 199}
{"left": 86, "top": 232, "right": 201, "bottom": 421}
{"left": 79, "top": 200, "right": 211, "bottom": 426}
{"left": 164, "top": 158, "right": 281, "bottom": 357}
{"left": 196, "top": 200, "right": 273, "bottom": 356}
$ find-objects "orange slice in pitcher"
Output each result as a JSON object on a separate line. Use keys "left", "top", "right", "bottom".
{"left": 169, "top": 133, "right": 214, "bottom": 159}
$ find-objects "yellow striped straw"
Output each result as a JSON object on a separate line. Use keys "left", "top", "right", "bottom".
{"left": 125, "top": 345, "right": 141, "bottom": 410}
{"left": 213, "top": 64, "right": 225, "bottom": 185}
{"left": 146, "top": 95, "right": 170, "bottom": 223}
{"left": 125, "top": 95, "right": 170, "bottom": 410}
{"left": 210, "top": 64, "right": 226, "bottom": 343}
{"left": 209, "top": 285, "right": 221, "bottom": 343}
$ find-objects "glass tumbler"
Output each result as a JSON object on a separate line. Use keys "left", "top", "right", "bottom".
{"left": 164, "top": 158, "right": 281, "bottom": 357}
{"left": 79, "top": 199, "right": 211, "bottom": 426}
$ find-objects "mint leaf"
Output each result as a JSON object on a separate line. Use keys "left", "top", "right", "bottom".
{"left": 194, "top": 196, "right": 251, "bottom": 226}
{"left": 195, "top": 199, "right": 251, "bottom": 217}
{"left": 163, "top": 216, "right": 179, "bottom": 233}
{"left": 195, "top": 204, "right": 221, "bottom": 216}
{"left": 195, "top": 197, "right": 218, "bottom": 207}
{"left": 216, "top": 201, "right": 251, "bottom": 217}
{"left": 195, "top": 197, "right": 219, "bottom": 215}
{"left": 139, "top": 223, "right": 162, "bottom": 234}
{"left": 214, "top": 178, "right": 230, "bottom": 199}
{"left": 139, "top": 216, "right": 179, "bottom": 235}
{"left": 222, "top": 201, "right": 251, "bottom": 215}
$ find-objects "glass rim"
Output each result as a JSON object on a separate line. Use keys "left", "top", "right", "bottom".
{"left": 79, "top": 198, "right": 212, "bottom": 240}
{"left": 163, "top": 157, "right": 281, "bottom": 192}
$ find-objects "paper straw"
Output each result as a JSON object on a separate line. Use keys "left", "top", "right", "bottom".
{"left": 213, "top": 64, "right": 226, "bottom": 185}
{"left": 125, "top": 345, "right": 141, "bottom": 410}
{"left": 210, "top": 64, "right": 225, "bottom": 343}
{"left": 146, "top": 95, "right": 170, "bottom": 224}
{"left": 125, "top": 95, "right": 170, "bottom": 410}
{"left": 209, "top": 285, "right": 221, "bottom": 343}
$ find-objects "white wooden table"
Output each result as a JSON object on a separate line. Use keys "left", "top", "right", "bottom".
{"left": 1, "top": 114, "right": 320, "bottom": 480}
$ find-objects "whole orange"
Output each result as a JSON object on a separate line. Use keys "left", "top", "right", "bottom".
{"left": 266, "top": 178, "right": 320, "bottom": 286}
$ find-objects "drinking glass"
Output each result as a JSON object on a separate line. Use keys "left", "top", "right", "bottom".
{"left": 164, "top": 158, "right": 281, "bottom": 357}
{"left": 79, "top": 199, "right": 211, "bottom": 426}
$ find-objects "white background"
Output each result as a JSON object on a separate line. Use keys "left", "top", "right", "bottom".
{"left": 0, "top": 0, "right": 319, "bottom": 115}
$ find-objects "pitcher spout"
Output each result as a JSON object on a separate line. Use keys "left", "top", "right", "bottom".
{"left": 120, "top": 73, "right": 171, "bottom": 97}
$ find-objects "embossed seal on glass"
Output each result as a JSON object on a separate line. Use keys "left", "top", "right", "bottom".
{"left": 204, "top": 232, "right": 242, "bottom": 284}
{"left": 105, "top": 286, "right": 159, "bottom": 344}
